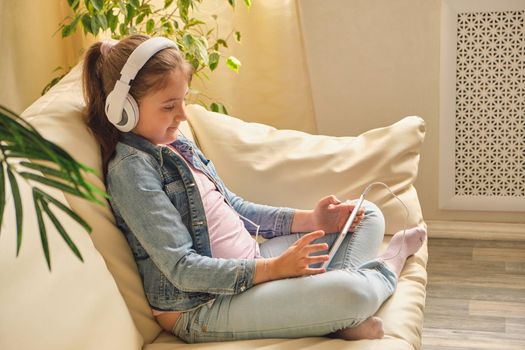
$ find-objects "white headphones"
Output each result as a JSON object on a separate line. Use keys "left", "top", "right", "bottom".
{"left": 104, "top": 37, "right": 178, "bottom": 132}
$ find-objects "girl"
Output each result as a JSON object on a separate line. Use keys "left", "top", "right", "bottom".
{"left": 82, "top": 34, "right": 427, "bottom": 343}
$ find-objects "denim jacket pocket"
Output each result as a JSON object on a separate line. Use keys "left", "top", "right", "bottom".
{"left": 165, "top": 179, "right": 189, "bottom": 217}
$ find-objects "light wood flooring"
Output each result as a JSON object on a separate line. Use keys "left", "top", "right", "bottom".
{"left": 422, "top": 238, "right": 525, "bottom": 350}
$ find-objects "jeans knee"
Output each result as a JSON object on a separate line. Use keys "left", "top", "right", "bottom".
{"left": 332, "top": 277, "right": 381, "bottom": 319}
{"left": 360, "top": 200, "right": 385, "bottom": 234}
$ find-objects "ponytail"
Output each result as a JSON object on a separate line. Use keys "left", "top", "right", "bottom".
{"left": 82, "top": 42, "right": 121, "bottom": 177}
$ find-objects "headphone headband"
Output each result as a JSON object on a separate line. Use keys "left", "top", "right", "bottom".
{"left": 119, "top": 37, "right": 177, "bottom": 83}
{"left": 105, "top": 37, "right": 178, "bottom": 132}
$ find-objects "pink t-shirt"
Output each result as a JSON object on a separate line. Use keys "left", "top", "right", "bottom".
{"left": 153, "top": 146, "right": 260, "bottom": 316}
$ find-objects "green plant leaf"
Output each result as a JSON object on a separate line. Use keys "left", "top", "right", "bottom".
{"left": 81, "top": 14, "right": 93, "bottom": 35}
{"left": 90, "top": 0, "right": 104, "bottom": 12}
{"left": 119, "top": 23, "right": 129, "bottom": 36}
{"left": 84, "top": 0, "right": 95, "bottom": 15}
{"left": 244, "top": 0, "right": 252, "bottom": 7}
{"left": 107, "top": 10, "right": 118, "bottom": 32}
{"left": 210, "top": 102, "right": 228, "bottom": 115}
{"left": 90, "top": 15, "right": 100, "bottom": 35}
{"left": 189, "top": 57, "right": 199, "bottom": 70}
{"left": 194, "top": 38, "right": 209, "bottom": 65}
{"left": 67, "top": 0, "right": 80, "bottom": 10}
{"left": 164, "top": 0, "right": 174, "bottom": 8}
{"left": 19, "top": 161, "right": 69, "bottom": 180}
{"left": 33, "top": 194, "right": 51, "bottom": 270}
{"left": 19, "top": 172, "right": 84, "bottom": 198}
{"left": 228, "top": 0, "right": 236, "bottom": 8}
{"left": 41, "top": 199, "right": 84, "bottom": 262}
{"left": 226, "top": 56, "right": 241, "bottom": 73}
{"left": 37, "top": 189, "right": 92, "bottom": 233}
{"left": 84, "top": 182, "right": 109, "bottom": 201}
{"left": 184, "top": 18, "right": 205, "bottom": 29}
{"left": 209, "top": 51, "right": 220, "bottom": 71}
{"left": 146, "top": 18, "right": 155, "bottom": 34}
{"left": 125, "top": 3, "right": 136, "bottom": 24}
{"left": 0, "top": 162, "right": 5, "bottom": 233}
{"left": 97, "top": 13, "right": 108, "bottom": 30}
{"left": 1, "top": 105, "right": 105, "bottom": 269}
{"left": 162, "top": 20, "right": 174, "bottom": 35}
{"left": 129, "top": 0, "right": 140, "bottom": 9}
{"left": 235, "top": 31, "right": 241, "bottom": 43}
{"left": 61, "top": 23, "right": 75, "bottom": 38}
{"left": 182, "top": 33, "right": 195, "bottom": 48}
{"left": 216, "top": 39, "right": 228, "bottom": 48}
{"left": 135, "top": 12, "right": 146, "bottom": 25}
{"left": 6, "top": 167, "right": 23, "bottom": 256}
{"left": 177, "top": 0, "right": 189, "bottom": 21}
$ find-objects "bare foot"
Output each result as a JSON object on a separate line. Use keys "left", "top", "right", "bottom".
{"left": 331, "top": 316, "right": 384, "bottom": 340}
{"left": 379, "top": 226, "right": 427, "bottom": 276}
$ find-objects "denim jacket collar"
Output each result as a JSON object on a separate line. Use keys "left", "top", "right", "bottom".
{"left": 120, "top": 132, "right": 195, "bottom": 165}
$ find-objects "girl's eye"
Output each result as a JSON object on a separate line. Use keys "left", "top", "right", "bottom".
{"left": 163, "top": 106, "right": 175, "bottom": 111}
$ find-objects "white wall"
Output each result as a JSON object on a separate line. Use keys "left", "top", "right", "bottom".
{"left": 297, "top": 0, "right": 524, "bottom": 224}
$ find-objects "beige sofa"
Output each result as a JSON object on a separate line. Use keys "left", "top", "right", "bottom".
{"left": 0, "top": 65, "right": 428, "bottom": 350}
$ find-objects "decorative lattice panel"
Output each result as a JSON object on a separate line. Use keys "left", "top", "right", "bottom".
{"left": 454, "top": 10, "right": 525, "bottom": 197}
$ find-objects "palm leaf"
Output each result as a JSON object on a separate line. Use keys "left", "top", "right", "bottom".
{"left": 33, "top": 193, "right": 51, "bottom": 270}
{"left": 6, "top": 167, "right": 23, "bottom": 256}
{"left": 19, "top": 172, "right": 85, "bottom": 198}
{"left": 41, "top": 198, "right": 84, "bottom": 262}
{"left": 19, "top": 161, "right": 69, "bottom": 180}
{"left": 0, "top": 162, "right": 5, "bottom": 233}
{"left": 36, "top": 188, "right": 92, "bottom": 233}
{"left": 1, "top": 105, "right": 107, "bottom": 268}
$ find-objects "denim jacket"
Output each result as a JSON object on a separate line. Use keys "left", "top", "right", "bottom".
{"left": 106, "top": 132, "right": 295, "bottom": 312}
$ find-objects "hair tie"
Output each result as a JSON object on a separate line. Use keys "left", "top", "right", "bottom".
{"left": 100, "top": 39, "right": 118, "bottom": 57}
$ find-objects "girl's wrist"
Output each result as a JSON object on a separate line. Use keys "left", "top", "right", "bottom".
{"left": 253, "top": 258, "right": 278, "bottom": 285}
{"left": 266, "top": 257, "right": 278, "bottom": 280}
{"left": 291, "top": 209, "right": 319, "bottom": 232}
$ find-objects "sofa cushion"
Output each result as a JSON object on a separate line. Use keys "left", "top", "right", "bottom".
{"left": 186, "top": 104, "right": 426, "bottom": 237}
{"left": 0, "top": 173, "right": 142, "bottom": 350}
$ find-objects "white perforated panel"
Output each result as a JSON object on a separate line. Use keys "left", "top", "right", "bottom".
{"left": 454, "top": 10, "right": 525, "bottom": 197}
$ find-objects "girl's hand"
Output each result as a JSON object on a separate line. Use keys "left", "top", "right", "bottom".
{"left": 269, "top": 230, "right": 329, "bottom": 279}
{"left": 313, "top": 195, "right": 365, "bottom": 233}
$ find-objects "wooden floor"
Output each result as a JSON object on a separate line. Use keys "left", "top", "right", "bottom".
{"left": 422, "top": 238, "right": 525, "bottom": 350}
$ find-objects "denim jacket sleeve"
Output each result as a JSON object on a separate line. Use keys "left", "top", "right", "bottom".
{"left": 107, "top": 152, "right": 256, "bottom": 294}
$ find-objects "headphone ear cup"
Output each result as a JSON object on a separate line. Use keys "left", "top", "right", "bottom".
{"left": 120, "top": 94, "right": 139, "bottom": 132}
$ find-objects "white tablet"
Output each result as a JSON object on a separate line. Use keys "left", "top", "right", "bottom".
{"left": 321, "top": 194, "right": 365, "bottom": 270}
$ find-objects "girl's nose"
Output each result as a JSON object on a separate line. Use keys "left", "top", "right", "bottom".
{"left": 178, "top": 104, "right": 189, "bottom": 121}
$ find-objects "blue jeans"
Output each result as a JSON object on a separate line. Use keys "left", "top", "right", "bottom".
{"left": 172, "top": 200, "right": 397, "bottom": 343}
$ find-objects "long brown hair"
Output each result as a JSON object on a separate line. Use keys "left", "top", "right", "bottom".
{"left": 82, "top": 34, "right": 192, "bottom": 177}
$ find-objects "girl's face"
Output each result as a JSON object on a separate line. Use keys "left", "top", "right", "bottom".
{"left": 133, "top": 69, "right": 189, "bottom": 145}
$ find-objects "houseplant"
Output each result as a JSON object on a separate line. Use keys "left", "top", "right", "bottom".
{"left": 0, "top": 105, "right": 105, "bottom": 270}
{"left": 49, "top": 0, "right": 251, "bottom": 113}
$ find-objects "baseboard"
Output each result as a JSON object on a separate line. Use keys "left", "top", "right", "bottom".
{"left": 427, "top": 220, "right": 525, "bottom": 241}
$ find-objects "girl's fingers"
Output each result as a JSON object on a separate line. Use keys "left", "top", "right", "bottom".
{"left": 304, "top": 267, "right": 326, "bottom": 275}
{"left": 305, "top": 243, "right": 329, "bottom": 254}
{"left": 306, "top": 255, "right": 329, "bottom": 265}
{"left": 297, "top": 230, "right": 325, "bottom": 247}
